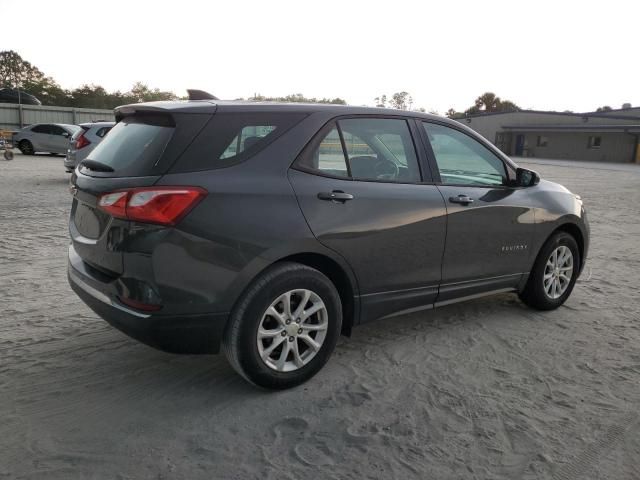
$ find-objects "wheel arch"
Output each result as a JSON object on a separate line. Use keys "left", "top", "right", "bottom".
{"left": 274, "top": 252, "right": 358, "bottom": 336}
{"left": 552, "top": 222, "right": 585, "bottom": 267}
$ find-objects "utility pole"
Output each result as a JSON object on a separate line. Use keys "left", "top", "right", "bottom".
{"left": 17, "top": 84, "right": 24, "bottom": 128}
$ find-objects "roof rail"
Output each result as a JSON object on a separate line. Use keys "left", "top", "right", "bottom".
{"left": 187, "top": 89, "right": 219, "bottom": 101}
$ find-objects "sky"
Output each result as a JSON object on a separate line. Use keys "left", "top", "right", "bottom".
{"left": 1, "top": 0, "right": 638, "bottom": 113}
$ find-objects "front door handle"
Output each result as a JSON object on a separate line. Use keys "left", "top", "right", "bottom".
{"left": 317, "top": 190, "right": 354, "bottom": 203}
{"left": 449, "top": 194, "right": 474, "bottom": 205}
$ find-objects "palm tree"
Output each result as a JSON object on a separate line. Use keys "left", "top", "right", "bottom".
{"left": 474, "top": 92, "right": 502, "bottom": 112}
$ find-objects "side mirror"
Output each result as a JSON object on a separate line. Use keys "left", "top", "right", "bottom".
{"left": 516, "top": 167, "right": 540, "bottom": 187}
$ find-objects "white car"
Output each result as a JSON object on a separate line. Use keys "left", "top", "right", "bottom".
{"left": 13, "top": 123, "right": 81, "bottom": 155}
{"left": 64, "top": 122, "right": 115, "bottom": 172}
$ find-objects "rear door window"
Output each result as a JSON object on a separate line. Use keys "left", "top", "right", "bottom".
{"left": 49, "top": 125, "right": 67, "bottom": 136}
{"left": 84, "top": 115, "right": 174, "bottom": 176}
{"left": 296, "top": 124, "right": 350, "bottom": 178}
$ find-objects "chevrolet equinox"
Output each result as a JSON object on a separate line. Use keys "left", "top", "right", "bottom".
{"left": 68, "top": 91, "right": 589, "bottom": 389}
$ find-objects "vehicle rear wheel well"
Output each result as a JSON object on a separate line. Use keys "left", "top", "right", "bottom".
{"left": 277, "top": 253, "right": 355, "bottom": 336}
{"left": 552, "top": 223, "right": 584, "bottom": 264}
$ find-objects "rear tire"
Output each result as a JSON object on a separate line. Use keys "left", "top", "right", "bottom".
{"left": 519, "top": 231, "right": 580, "bottom": 310}
{"left": 223, "top": 262, "right": 342, "bottom": 389}
{"left": 18, "top": 140, "right": 34, "bottom": 155}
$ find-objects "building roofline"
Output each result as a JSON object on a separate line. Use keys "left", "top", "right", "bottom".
{"left": 582, "top": 106, "right": 639, "bottom": 115}
{"left": 458, "top": 109, "right": 640, "bottom": 121}
{"left": 501, "top": 124, "right": 640, "bottom": 133}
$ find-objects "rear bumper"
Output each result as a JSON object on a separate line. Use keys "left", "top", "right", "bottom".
{"left": 68, "top": 253, "right": 228, "bottom": 354}
{"left": 64, "top": 150, "right": 78, "bottom": 169}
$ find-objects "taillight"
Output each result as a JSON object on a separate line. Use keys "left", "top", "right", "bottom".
{"left": 97, "top": 187, "right": 206, "bottom": 226}
{"left": 75, "top": 133, "right": 91, "bottom": 149}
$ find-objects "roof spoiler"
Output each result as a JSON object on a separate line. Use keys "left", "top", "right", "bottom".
{"left": 187, "top": 89, "right": 219, "bottom": 101}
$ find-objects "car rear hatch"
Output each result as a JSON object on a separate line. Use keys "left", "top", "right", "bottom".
{"left": 69, "top": 103, "right": 215, "bottom": 277}
{"left": 66, "top": 125, "right": 89, "bottom": 161}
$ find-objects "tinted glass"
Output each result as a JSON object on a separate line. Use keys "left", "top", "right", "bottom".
{"left": 95, "top": 127, "right": 112, "bottom": 138}
{"left": 173, "top": 112, "right": 307, "bottom": 173}
{"left": 296, "top": 124, "right": 349, "bottom": 177}
{"left": 31, "top": 124, "right": 51, "bottom": 134}
{"left": 338, "top": 118, "right": 420, "bottom": 182}
{"left": 86, "top": 115, "right": 173, "bottom": 173}
{"left": 220, "top": 125, "right": 277, "bottom": 159}
{"left": 423, "top": 122, "right": 507, "bottom": 186}
{"left": 49, "top": 125, "right": 66, "bottom": 136}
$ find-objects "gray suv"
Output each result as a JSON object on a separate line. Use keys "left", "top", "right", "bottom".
{"left": 67, "top": 95, "right": 589, "bottom": 389}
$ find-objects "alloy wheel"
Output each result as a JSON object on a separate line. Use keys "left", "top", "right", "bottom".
{"left": 257, "top": 289, "right": 328, "bottom": 372}
{"left": 543, "top": 245, "right": 573, "bottom": 299}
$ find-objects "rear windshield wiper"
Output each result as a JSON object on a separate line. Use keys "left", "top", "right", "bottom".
{"left": 79, "top": 159, "right": 114, "bottom": 172}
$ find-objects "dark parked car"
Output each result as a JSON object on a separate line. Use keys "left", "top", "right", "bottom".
{"left": 0, "top": 88, "right": 41, "bottom": 105}
{"left": 68, "top": 95, "right": 589, "bottom": 389}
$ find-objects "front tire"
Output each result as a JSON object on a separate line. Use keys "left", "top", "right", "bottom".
{"left": 519, "top": 231, "right": 580, "bottom": 310}
{"left": 223, "top": 262, "right": 342, "bottom": 389}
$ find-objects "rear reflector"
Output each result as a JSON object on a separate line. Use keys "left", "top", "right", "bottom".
{"left": 97, "top": 187, "right": 206, "bottom": 226}
{"left": 117, "top": 296, "right": 162, "bottom": 312}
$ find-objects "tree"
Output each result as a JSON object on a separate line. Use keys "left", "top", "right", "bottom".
{"left": 474, "top": 92, "right": 502, "bottom": 112}
{"left": 596, "top": 105, "right": 612, "bottom": 112}
{"left": 389, "top": 91, "right": 413, "bottom": 110}
{"left": 0, "top": 50, "right": 46, "bottom": 88}
{"left": 456, "top": 92, "right": 521, "bottom": 116}
{"left": 374, "top": 94, "right": 387, "bottom": 108}
{"left": 247, "top": 93, "right": 346, "bottom": 104}
{"left": 498, "top": 100, "right": 520, "bottom": 113}
{"left": 446, "top": 108, "right": 464, "bottom": 119}
{"left": 22, "top": 77, "right": 69, "bottom": 106}
{"left": 128, "top": 82, "right": 177, "bottom": 103}
{"left": 375, "top": 92, "right": 429, "bottom": 112}
{"left": 0, "top": 50, "right": 68, "bottom": 106}
{"left": 69, "top": 84, "right": 119, "bottom": 109}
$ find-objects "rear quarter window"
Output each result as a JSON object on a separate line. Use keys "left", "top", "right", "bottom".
{"left": 171, "top": 112, "right": 307, "bottom": 173}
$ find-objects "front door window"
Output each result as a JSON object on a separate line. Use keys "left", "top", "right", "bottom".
{"left": 423, "top": 122, "right": 507, "bottom": 186}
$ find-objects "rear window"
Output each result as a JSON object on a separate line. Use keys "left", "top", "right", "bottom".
{"left": 84, "top": 115, "right": 173, "bottom": 176}
{"left": 172, "top": 112, "right": 307, "bottom": 173}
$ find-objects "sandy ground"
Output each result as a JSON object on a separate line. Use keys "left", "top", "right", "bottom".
{"left": 1, "top": 153, "right": 639, "bottom": 480}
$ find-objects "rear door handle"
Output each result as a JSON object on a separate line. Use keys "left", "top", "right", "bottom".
{"left": 449, "top": 194, "right": 474, "bottom": 205}
{"left": 317, "top": 191, "right": 354, "bottom": 203}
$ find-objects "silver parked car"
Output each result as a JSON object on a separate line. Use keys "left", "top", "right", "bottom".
{"left": 64, "top": 122, "right": 114, "bottom": 172}
{"left": 13, "top": 123, "right": 81, "bottom": 155}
